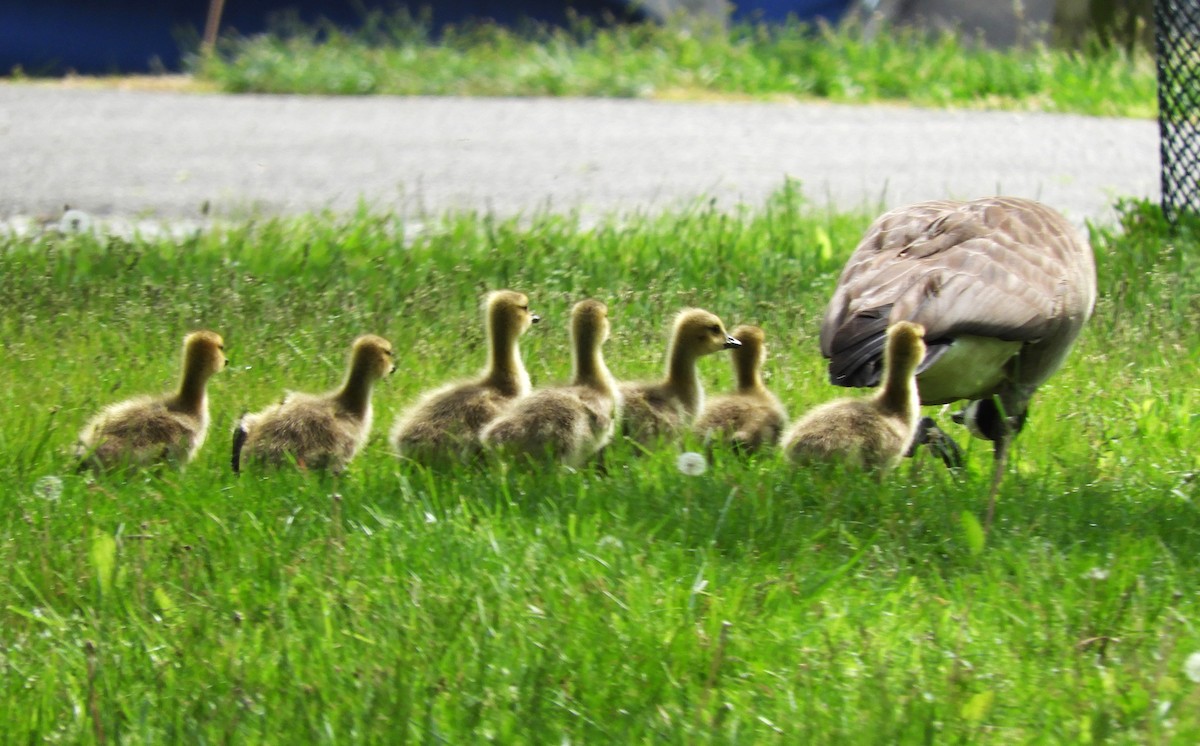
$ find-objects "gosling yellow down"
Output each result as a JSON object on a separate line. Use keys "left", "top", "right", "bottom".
{"left": 693, "top": 325, "right": 788, "bottom": 453}
{"left": 390, "top": 290, "right": 539, "bottom": 466}
{"left": 620, "top": 308, "right": 741, "bottom": 445}
{"left": 480, "top": 299, "right": 620, "bottom": 467}
{"left": 232, "top": 335, "right": 395, "bottom": 474}
{"left": 76, "top": 330, "right": 227, "bottom": 470}
{"left": 783, "top": 322, "right": 925, "bottom": 472}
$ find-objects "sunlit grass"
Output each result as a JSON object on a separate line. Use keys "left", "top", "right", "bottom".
{"left": 1, "top": 190, "right": 1198, "bottom": 741}
{"left": 192, "top": 13, "right": 1157, "bottom": 117}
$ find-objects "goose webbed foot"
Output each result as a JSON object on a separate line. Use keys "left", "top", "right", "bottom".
{"left": 909, "top": 416, "right": 964, "bottom": 469}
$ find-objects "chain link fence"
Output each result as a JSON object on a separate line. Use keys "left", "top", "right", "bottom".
{"left": 1156, "top": 0, "right": 1200, "bottom": 224}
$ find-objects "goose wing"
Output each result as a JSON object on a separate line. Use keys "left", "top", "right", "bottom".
{"left": 820, "top": 197, "right": 1095, "bottom": 388}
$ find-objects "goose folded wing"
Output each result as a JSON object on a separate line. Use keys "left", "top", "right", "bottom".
{"left": 823, "top": 238, "right": 1069, "bottom": 388}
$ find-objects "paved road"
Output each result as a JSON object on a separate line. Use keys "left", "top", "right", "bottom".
{"left": 0, "top": 84, "right": 1159, "bottom": 228}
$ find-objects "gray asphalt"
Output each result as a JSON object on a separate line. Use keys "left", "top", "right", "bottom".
{"left": 0, "top": 84, "right": 1160, "bottom": 228}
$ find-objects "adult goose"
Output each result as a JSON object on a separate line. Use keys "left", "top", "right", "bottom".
{"left": 820, "top": 197, "right": 1096, "bottom": 518}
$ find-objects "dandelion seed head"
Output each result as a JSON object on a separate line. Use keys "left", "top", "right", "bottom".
{"left": 59, "top": 209, "right": 93, "bottom": 235}
{"left": 33, "top": 476, "right": 63, "bottom": 502}
{"left": 1184, "top": 652, "right": 1200, "bottom": 683}
{"left": 676, "top": 451, "right": 707, "bottom": 476}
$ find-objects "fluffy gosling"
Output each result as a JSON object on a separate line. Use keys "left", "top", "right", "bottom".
{"left": 232, "top": 335, "right": 395, "bottom": 474}
{"left": 782, "top": 322, "right": 925, "bottom": 472}
{"left": 390, "top": 290, "right": 539, "bottom": 466}
{"left": 620, "top": 308, "right": 741, "bottom": 445}
{"left": 693, "top": 325, "right": 788, "bottom": 453}
{"left": 480, "top": 299, "right": 620, "bottom": 467}
{"left": 76, "top": 330, "right": 227, "bottom": 470}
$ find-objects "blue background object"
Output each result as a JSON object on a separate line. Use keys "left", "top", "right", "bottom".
{"left": 0, "top": 1, "right": 853, "bottom": 75}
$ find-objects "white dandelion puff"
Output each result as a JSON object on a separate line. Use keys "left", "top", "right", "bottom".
{"left": 1184, "top": 652, "right": 1200, "bottom": 683}
{"left": 58, "top": 209, "right": 94, "bottom": 235}
{"left": 33, "top": 475, "right": 63, "bottom": 502}
{"left": 676, "top": 451, "right": 707, "bottom": 476}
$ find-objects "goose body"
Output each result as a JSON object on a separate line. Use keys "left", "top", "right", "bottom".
{"left": 77, "top": 330, "right": 227, "bottom": 470}
{"left": 233, "top": 335, "right": 394, "bottom": 473}
{"left": 693, "top": 325, "right": 788, "bottom": 453}
{"left": 783, "top": 322, "right": 925, "bottom": 471}
{"left": 390, "top": 290, "right": 538, "bottom": 466}
{"left": 620, "top": 308, "right": 741, "bottom": 445}
{"left": 481, "top": 299, "right": 620, "bottom": 467}
{"left": 820, "top": 198, "right": 1096, "bottom": 503}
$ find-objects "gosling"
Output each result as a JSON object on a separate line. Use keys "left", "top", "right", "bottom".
{"left": 76, "top": 330, "right": 227, "bottom": 470}
{"left": 390, "top": 290, "right": 539, "bottom": 466}
{"left": 620, "top": 308, "right": 741, "bottom": 445}
{"left": 782, "top": 322, "right": 925, "bottom": 472}
{"left": 693, "top": 325, "right": 788, "bottom": 454}
{"left": 232, "top": 335, "right": 395, "bottom": 474}
{"left": 480, "top": 299, "right": 620, "bottom": 467}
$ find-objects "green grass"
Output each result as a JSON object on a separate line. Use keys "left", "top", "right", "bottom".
{"left": 2, "top": 189, "right": 1199, "bottom": 742}
{"left": 192, "top": 13, "right": 1157, "bottom": 117}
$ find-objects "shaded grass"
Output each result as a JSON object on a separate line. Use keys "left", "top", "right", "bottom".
{"left": 1, "top": 191, "right": 1199, "bottom": 741}
{"left": 193, "top": 13, "right": 1157, "bottom": 118}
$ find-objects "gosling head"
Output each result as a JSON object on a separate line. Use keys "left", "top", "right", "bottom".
{"left": 571, "top": 299, "right": 610, "bottom": 345}
{"left": 351, "top": 334, "right": 396, "bottom": 380}
{"left": 673, "top": 309, "right": 741, "bottom": 357}
{"left": 184, "top": 330, "right": 228, "bottom": 377}
{"left": 885, "top": 321, "right": 926, "bottom": 370}
{"left": 487, "top": 290, "right": 540, "bottom": 338}
{"left": 729, "top": 324, "right": 766, "bottom": 364}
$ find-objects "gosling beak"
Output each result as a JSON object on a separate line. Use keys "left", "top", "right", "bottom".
{"left": 531, "top": 313, "right": 541, "bottom": 324}
{"left": 389, "top": 364, "right": 397, "bottom": 375}
{"left": 723, "top": 336, "right": 742, "bottom": 349}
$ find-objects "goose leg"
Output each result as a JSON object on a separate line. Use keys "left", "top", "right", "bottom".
{"left": 984, "top": 434, "right": 1010, "bottom": 531}
{"left": 908, "top": 416, "right": 964, "bottom": 469}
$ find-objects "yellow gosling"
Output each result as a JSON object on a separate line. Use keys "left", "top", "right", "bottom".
{"left": 232, "top": 335, "right": 395, "bottom": 474}
{"left": 76, "top": 330, "right": 227, "bottom": 470}
{"left": 480, "top": 299, "right": 620, "bottom": 467}
{"left": 620, "top": 308, "right": 740, "bottom": 445}
{"left": 390, "top": 290, "right": 539, "bottom": 467}
{"left": 782, "top": 322, "right": 925, "bottom": 472}
{"left": 693, "top": 325, "right": 788, "bottom": 453}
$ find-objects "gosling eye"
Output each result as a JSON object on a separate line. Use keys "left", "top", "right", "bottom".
{"left": 708, "top": 325, "right": 721, "bottom": 335}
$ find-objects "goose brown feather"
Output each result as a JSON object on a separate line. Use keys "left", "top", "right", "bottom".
{"left": 821, "top": 197, "right": 1095, "bottom": 407}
